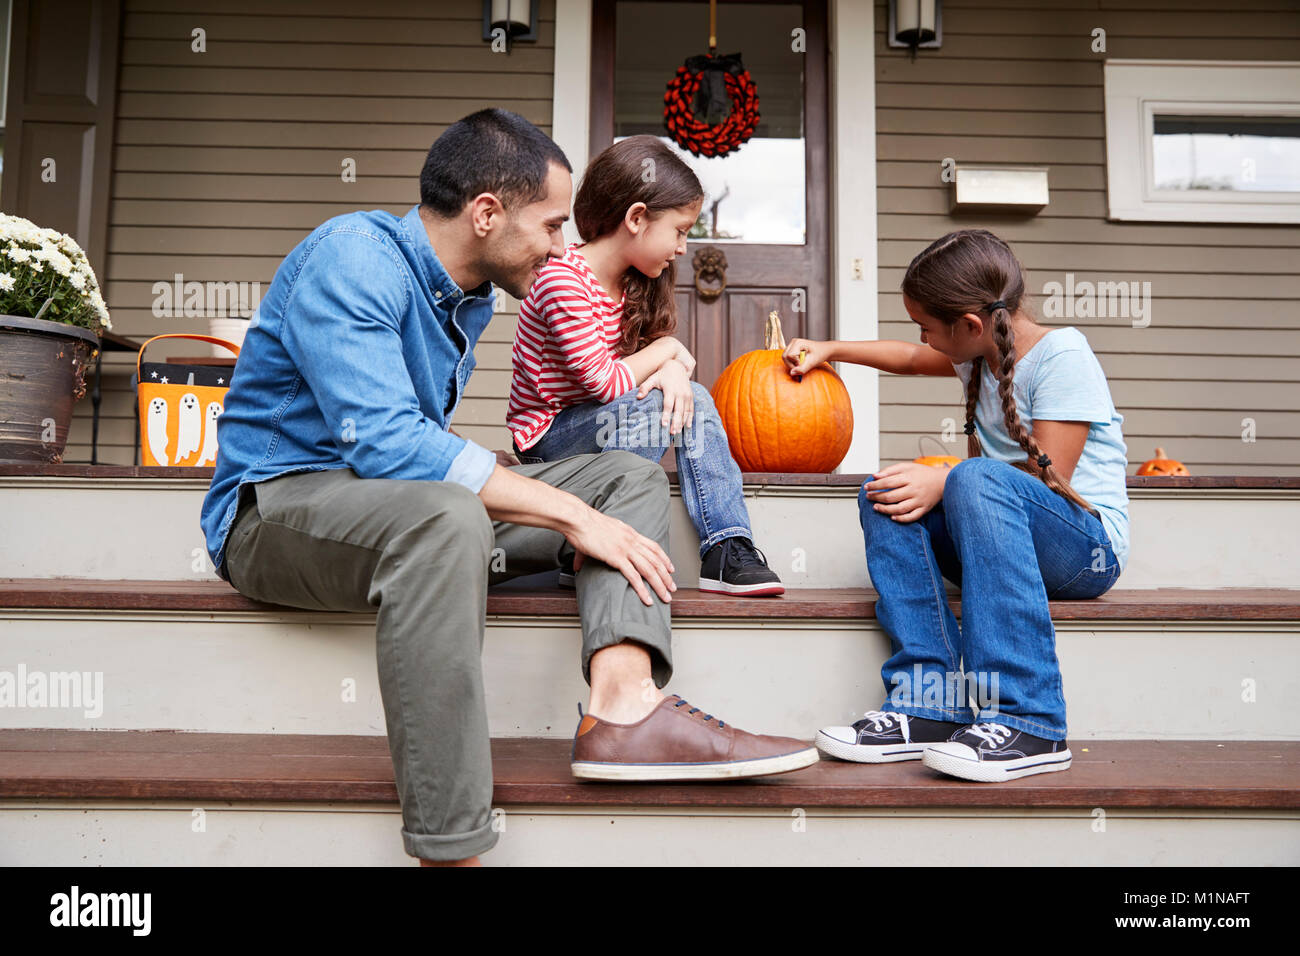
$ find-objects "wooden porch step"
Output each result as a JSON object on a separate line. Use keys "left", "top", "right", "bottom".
{"left": 4, "top": 462, "right": 1299, "bottom": 490}
{"left": 3, "top": 729, "right": 1297, "bottom": 810}
{"left": 3, "top": 579, "right": 1299, "bottom": 621}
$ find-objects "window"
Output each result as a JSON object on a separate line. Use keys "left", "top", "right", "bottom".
{"left": 1152, "top": 115, "right": 1299, "bottom": 193}
{"left": 1103, "top": 60, "right": 1300, "bottom": 223}
{"left": 612, "top": 1, "right": 806, "bottom": 243}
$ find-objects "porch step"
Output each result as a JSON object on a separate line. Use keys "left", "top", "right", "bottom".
{"left": 4, "top": 578, "right": 1300, "bottom": 620}
{"left": 4, "top": 580, "right": 1298, "bottom": 741}
{"left": 2, "top": 466, "right": 1298, "bottom": 590}
{"left": 2, "top": 730, "right": 1296, "bottom": 865}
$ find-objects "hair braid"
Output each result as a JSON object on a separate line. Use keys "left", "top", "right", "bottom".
{"left": 964, "top": 357, "right": 983, "bottom": 459}
{"left": 986, "top": 303, "right": 1099, "bottom": 517}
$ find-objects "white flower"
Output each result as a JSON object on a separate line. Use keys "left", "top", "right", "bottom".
{"left": 0, "top": 273, "right": 14, "bottom": 291}
{"left": 68, "top": 271, "right": 86, "bottom": 290}
{"left": 45, "top": 249, "right": 74, "bottom": 277}
{"left": 7, "top": 246, "right": 30, "bottom": 263}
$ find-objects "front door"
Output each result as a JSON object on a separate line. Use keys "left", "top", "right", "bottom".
{"left": 590, "top": 0, "right": 831, "bottom": 392}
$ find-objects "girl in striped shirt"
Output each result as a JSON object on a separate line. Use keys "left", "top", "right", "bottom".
{"left": 507, "top": 135, "right": 782, "bottom": 596}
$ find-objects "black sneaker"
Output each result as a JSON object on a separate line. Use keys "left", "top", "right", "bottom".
{"left": 923, "top": 722, "right": 1072, "bottom": 782}
{"left": 698, "top": 536, "right": 784, "bottom": 596}
{"left": 558, "top": 552, "right": 576, "bottom": 589}
{"left": 815, "top": 710, "right": 969, "bottom": 763}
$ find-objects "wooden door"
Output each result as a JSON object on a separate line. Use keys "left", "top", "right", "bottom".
{"left": 0, "top": 0, "right": 123, "bottom": 280}
{"left": 590, "top": 0, "right": 830, "bottom": 392}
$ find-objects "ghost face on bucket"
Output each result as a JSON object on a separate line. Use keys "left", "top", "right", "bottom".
{"left": 144, "top": 393, "right": 223, "bottom": 466}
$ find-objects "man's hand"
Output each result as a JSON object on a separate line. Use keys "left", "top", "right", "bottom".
{"left": 863, "top": 461, "right": 949, "bottom": 523}
{"left": 477, "top": 465, "right": 676, "bottom": 606}
{"left": 566, "top": 509, "right": 676, "bottom": 606}
{"left": 637, "top": 358, "right": 695, "bottom": 434}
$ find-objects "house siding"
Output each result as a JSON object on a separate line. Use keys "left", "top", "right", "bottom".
{"left": 66, "top": 0, "right": 553, "bottom": 463}
{"left": 60, "top": 0, "right": 1299, "bottom": 474}
{"left": 873, "top": 0, "right": 1300, "bottom": 474}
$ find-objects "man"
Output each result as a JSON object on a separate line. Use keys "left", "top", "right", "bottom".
{"left": 200, "top": 109, "right": 816, "bottom": 866}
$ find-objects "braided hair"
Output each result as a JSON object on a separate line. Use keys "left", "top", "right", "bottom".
{"left": 902, "top": 229, "right": 1099, "bottom": 518}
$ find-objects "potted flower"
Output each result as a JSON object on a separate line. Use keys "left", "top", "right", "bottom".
{"left": 0, "top": 213, "right": 112, "bottom": 463}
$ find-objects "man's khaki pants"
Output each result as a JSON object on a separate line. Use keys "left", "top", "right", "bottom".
{"left": 221, "top": 451, "right": 674, "bottom": 861}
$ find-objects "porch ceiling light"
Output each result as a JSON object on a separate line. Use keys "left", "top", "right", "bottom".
{"left": 483, "top": 0, "right": 539, "bottom": 45}
{"left": 888, "top": 0, "right": 942, "bottom": 52}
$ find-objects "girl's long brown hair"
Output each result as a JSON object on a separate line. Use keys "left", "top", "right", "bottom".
{"left": 573, "top": 136, "right": 703, "bottom": 355}
{"left": 902, "top": 229, "right": 1100, "bottom": 518}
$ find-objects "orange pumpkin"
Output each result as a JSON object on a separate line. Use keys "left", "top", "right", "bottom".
{"left": 1136, "top": 446, "right": 1190, "bottom": 476}
{"left": 913, "top": 435, "right": 962, "bottom": 469}
{"left": 711, "top": 310, "right": 854, "bottom": 472}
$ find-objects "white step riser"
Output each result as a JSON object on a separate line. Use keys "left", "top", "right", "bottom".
{"left": 3, "top": 478, "right": 1298, "bottom": 589}
{"left": 3, "top": 611, "right": 1296, "bottom": 740}
{"left": 2, "top": 802, "right": 1296, "bottom": 865}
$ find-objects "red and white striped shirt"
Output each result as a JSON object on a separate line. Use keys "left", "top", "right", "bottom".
{"left": 508, "top": 244, "right": 636, "bottom": 451}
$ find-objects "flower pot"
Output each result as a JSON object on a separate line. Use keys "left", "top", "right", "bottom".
{"left": 0, "top": 314, "right": 102, "bottom": 463}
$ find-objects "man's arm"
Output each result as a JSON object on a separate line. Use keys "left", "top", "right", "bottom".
{"left": 280, "top": 231, "right": 496, "bottom": 492}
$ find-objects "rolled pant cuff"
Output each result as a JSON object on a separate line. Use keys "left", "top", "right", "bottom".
{"left": 698, "top": 526, "right": 752, "bottom": 556}
{"left": 972, "top": 710, "right": 1068, "bottom": 741}
{"left": 881, "top": 702, "right": 976, "bottom": 724}
{"left": 582, "top": 621, "right": 673, "bottom": 688}
{"left": 403, "top": 818, "right": 499, "bottom": 862}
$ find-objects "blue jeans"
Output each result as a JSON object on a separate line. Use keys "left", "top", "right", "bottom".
{"left": 860, "top": 456, "right": 1122, "bottom": 740}
{"left": 514, "top": 383, "right": 753, "bottom": 557}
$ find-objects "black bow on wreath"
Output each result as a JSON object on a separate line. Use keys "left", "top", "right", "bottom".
{"left": 682, "top": 52, "right": 746, "bottom": 125}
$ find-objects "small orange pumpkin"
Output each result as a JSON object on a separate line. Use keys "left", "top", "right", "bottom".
{"left": 913, "top": 435, "right": 962, "bottom": 469}
{"left": 1136, "top": 446, "right": 1190, "bottom": 476}
{"left": 711, "top": 310, "right": 854, "bottom": 472}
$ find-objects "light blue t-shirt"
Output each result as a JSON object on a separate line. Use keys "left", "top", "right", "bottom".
{"left": 951, "top": 326, "right": 1130, "bottom": 573}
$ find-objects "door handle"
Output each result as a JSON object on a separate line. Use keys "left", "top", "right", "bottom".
{"left": 692, "top": 246, "right": 728, "bottom": 302}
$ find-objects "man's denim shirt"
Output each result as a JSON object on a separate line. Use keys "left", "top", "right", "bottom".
{"left": 200, "top": 204, "right": 497, "bottom": 582}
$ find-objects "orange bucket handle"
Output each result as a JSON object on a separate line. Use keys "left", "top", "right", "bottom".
{"left": 136, "top": 333, "right": 241, "bottom": 384}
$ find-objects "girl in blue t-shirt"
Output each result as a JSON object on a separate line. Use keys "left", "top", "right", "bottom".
{"left": 783, "top": 229, "right": 1129, "bottom": 783}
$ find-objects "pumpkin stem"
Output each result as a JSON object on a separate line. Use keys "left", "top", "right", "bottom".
{"left": 765, "top": 310, "right": 787, "bottom": 350}
{"left": 1154, "top": 446, "right": 1166, "bottom": 457}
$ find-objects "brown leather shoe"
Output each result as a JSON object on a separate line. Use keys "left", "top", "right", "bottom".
{"left": 571, "top": 694, "right": 819, "bottom": 781}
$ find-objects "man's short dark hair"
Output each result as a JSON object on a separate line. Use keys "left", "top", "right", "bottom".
{"left": 420, "top": 108, "right": 572, "bottom": 217}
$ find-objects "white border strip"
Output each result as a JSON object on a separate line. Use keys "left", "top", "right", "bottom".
{"left": 830, "top": 0, "right": 879, "bottom": 472}
{"left": 551, "top": 0, "right": 593, "bottom": 245}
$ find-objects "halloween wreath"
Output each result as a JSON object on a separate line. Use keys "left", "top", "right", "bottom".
{"left": 660, "top": 0, "right": 759, "bottom": 157}
{"left": 663, "top": 53, "right": 760, "bottom": 158}
{"left": 661, "top": 0, "right": 760, "bottom": 159}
